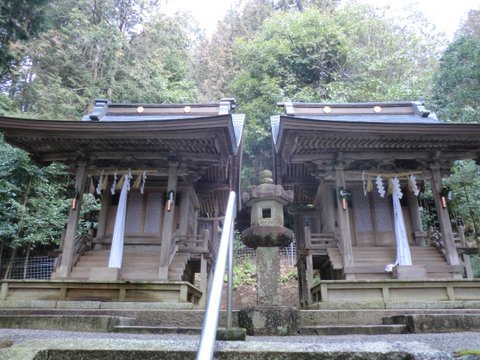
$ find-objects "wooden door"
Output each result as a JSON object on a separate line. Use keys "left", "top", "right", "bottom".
{"left": 351, "top": 188, "right": 395, "bottom": 246}
{"left": 106, "top": 190, "right": 163, "bottom": 240}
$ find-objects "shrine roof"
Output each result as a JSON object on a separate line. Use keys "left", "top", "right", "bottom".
{"left": 0, "top": 99, "right": 245, "bottom": 164}
{"left": 271, "top": 102, "right": 480, "bottom": 173}
{"left": 82, "top": 98, "right": 237, "bottom": 121}
{"left": 271, "top": 101, "right": 480, "bottom": 150}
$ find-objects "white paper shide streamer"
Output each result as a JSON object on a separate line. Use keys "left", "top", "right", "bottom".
{"left": 375, "top": 175, "right": 386, "bottom": 198}
{"left": 385, "top": 177, "right": 413, "bottom": 272}
{"left": 409, "top": 174, "right": 420, "bottom": 196}
{"left": 108, "top": 173, "right": 132, "bottom": 268}
{"left": 96, "top": 171, "right": 104, "bottom": 195}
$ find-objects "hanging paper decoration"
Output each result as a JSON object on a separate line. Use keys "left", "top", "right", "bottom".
{"left": 362, "top": 171, "right": 367, "bottom": 196}
{"left": 126, "top": 169, "right": 132, "bottom": 191}
{"left": 385, "top": 176, "right": 412, "bottom": 272}
{"left": 391, "top": 177, "right": 403, "bottom": 199}
{"left": 375, "top": 175, "right": 386, "bottom": 197}
{"left": 111, "top": 171, "right": 118, "bottom": 195}
{"left": 96, "top": 171, "right": 104, "bottom": 195}
{"left": 408, "top": 174, "right": 420, "bottom": 196}
{"left": 363, "top": 171, "right": 423, "bottom": 198}
{"left": 141, "top": 171, "right": 147, "bottom": 194}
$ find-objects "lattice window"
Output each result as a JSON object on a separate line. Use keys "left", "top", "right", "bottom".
{"left": 373, "top": 192, "right": 394, "bottom": 232}
{"left": 125, "top": 192, "right": 143, "bottom": 234}
{"left": 352, "top": 189, "right": 373, "bottom": 232}
{"left": 144, "top": 192, "right": 162, "bottom": 234}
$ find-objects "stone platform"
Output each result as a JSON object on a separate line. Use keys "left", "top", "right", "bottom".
{"left": 1, "top": 337, "right": 452, "bottom": 359}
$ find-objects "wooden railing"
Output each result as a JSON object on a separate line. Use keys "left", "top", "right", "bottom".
{"left": 303, "top": 226, "right": 337, "bottom": 251}
{"left": 174, "top": 229, "right": 210, "bottom": 255}
{"left": 430, "top": 228, "right": 447, "bottom": 259}
{"left": 70, "top": 234, "right": 92, "bottom": 271}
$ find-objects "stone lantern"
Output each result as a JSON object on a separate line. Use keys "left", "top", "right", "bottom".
{"left": 238, "top": 170, "right": 298, "bottom": 335}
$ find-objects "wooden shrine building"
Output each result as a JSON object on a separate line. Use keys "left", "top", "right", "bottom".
{"left": 271, "top": 101, "right": 480, "bottom": 307}
{"left": 0, "top": 99, "right": 244, "bottom": 306}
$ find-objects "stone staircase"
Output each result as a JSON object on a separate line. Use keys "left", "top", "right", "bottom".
{"left": 168, "top": 252, "right": 190, "bottom": 281}
{"left": 69, "top": 246, "right": 190, "bottom": 281}
{"left": 2, "top": 306, "right": 480, "bottom": 336}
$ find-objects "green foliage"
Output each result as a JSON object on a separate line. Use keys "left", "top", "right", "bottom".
{"left": 471, "top": 255, "right": 480, "bottom": 278}
{"left": 0, "top": 0, "right": 50, "bottom": 79}
{"left": 232, "top": 4, "right": 440, "bottom": 187}
{"left": 456, "top": 349, "right": 480, "bottom": 356}
{"left": 0, "top": 136, "right": 70, "bottom": 250}
{"left": 232, "top": 258, "right": 256, "bottom": 288}
{"left": 329, "top": 4, "right": 439, "bottom": 102}
{"left": 443, "top": 160, "right": 480, "bottom": 238}
{"left": 430, "top": 35, "right": 480, "bottom": 123}
{"left": 78, "top": 193, "right": 101, "bottom": 237}
{"left": 280, "top": 268, "right": 297, "bottom": 284}
{"left": 235, "top": 10, "right": 348, "bottom": 102}
{"left": 233, "top": 230, "right": 247, "bottom": 255}
{"left": 6, "top": 0, "right": 198, "bottom": 119}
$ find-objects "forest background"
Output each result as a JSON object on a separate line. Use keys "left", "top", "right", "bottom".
{"left": 0, "top": 0, "right": 479, "bottom": 268}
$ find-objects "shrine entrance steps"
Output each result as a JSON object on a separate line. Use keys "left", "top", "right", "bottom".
{"left": 1, "top": 301, "right": 480, "bottom": 336}
{"left": 69, "top": 247, "right": 190, "bottom": 281}
{"left": 326, "top": 246, "right": 462, "bottom": 280}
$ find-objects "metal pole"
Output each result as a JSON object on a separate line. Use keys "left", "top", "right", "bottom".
{"left": 290, "top": 242, "right": 294, "bottom": 267}
{"left": 227, "top": 223, "right": 234, "bottom": 329}
{"left": 196, "top": 192, "right": 236, "bottom": 360}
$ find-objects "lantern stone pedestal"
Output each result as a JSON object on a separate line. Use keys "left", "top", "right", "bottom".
{"left": 238, "top": 170, "right": 298, "bottom": 335}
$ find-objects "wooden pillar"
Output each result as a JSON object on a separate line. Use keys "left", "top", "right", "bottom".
{"left": 304, "top": 226, "right": 314, "bottom": 304}
{"left": 52, "top": 163, "right": 87, "bottom": 279}
{"left": 178, "top": 188, "right": 191, "bottom": 236}
{"left": 158, "top": 162, "right": 179, "bottom": 279}
{"left": 94, "top": 191, "right": 111, "bottom": 249}
{"left": 199, "top": 229, "right": 210, "bottom": 307}
{"left": 318, "top": 182, "right": 336, "bottom": 233}
{"left": 406, "top": 189, "right": 425, "bottom": 246}
{"left": 212, "top": 204, "right": 220, "bottom": 252}
{"left": 335, "top": 164, "right": 354, "bottom": 279}
{"left": 430, "top": 167, "right": 460, "bottom": 266}
{"left": 463, "top": 254, "right": 473, "bottom": 279}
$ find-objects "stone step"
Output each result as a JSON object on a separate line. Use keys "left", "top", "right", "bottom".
{"left": 300, "top": 308, "right": 480, "bottom": 326}
{"left": 386, "top": 313, "right": 480, "bottom": 333}
{"left": 0, "top": 315, "right": 135, "bottom": 332}
{"left": 113, "top": 325, "right": 202, "bottom": 334}
{"left": 1, "top": 338, "right": 450, "bottom": 359}
{"left": 299, "top": 324, "right": 408, "bottom": 335}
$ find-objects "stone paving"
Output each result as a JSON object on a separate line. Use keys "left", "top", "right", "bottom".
{"left": 0, "top": 329, "right": 479, "bottom": 359}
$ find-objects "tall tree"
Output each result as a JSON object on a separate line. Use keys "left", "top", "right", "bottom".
{"left": 429, "top": 9, "right": 480, "bottom": 241}
{"left": 191, "top": 0, "right": 273, "bottom": 102}
{"left": 430, "top": 10, "right": 480, "bottom": 123}
{"left": 232, "top": 4, "right": 440, "bottom": 187}
{"left": 0, "top": 0, "right": 50, "bottom": 80}
{"left": 0, "top": 136, "right": 70, "bottom": 257}
{"left": 6, "top": 0, "right": 197, "bottom": 119}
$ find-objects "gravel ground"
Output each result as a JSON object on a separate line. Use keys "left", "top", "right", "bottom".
{"left": 0, "top": 329, "right": 479, "bottom": 355}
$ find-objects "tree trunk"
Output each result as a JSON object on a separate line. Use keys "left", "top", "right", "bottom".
{"left": 23, "top": 244, "right": 31, "bottom": 279}
{"left": 4, "top": 248, "right": 17, "bottom": 280}
{"left": 4, "top": 177, "right": 33, "bottom": 279}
